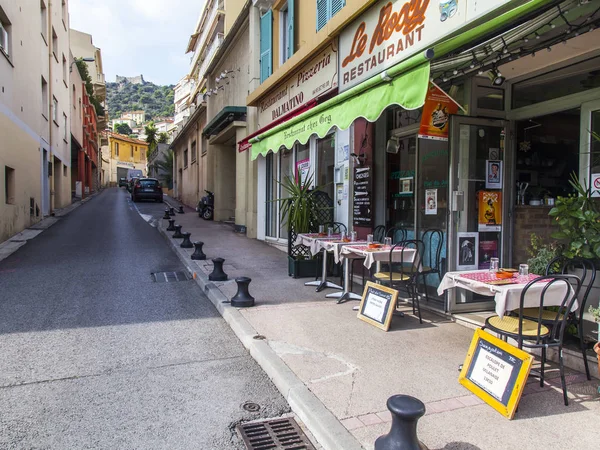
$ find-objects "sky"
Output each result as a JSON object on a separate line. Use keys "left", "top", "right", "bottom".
{"left": 69, "top": 0, "right": 205, "bottom": 86}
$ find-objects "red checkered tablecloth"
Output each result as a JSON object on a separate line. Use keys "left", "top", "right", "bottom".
{"left": 459, "top": 272, "right": 540, "bottom": 284}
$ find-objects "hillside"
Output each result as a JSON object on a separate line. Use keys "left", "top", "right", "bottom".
{"left": 106, "top": 78, "right": 175, "bottom": 122}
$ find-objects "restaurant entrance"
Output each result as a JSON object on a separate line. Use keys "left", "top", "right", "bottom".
{"left": 448, "top": 117, "right": 509, "bottom": 313}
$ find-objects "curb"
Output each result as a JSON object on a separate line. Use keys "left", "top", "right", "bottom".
{"left": 156, "top": 218, "right": 364, "bottom": 450}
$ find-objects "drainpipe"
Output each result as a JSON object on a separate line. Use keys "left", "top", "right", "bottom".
{"left": 48, "top": 1, "right": 54, "bottom": 213}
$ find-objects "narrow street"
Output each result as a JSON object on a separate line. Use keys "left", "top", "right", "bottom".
{"left": 0, "top": 188, "right": 289, "bottom": 449}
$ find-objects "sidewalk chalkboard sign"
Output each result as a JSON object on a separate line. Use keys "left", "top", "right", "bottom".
{"left": 353, "top": 166, "right": 372, "bottom": 227}
{"left": 357, "top": 282, "right": 398, "bottom": 331}
{"left": 459, "top": 329, "right": 533, "bottom": 419}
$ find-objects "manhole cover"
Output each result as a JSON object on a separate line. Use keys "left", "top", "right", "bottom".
{"left": 151, "top": 271, "right": 190, "bottom": 283}
{"left": 237, "top": 417, "right": 316, "bottom": 450}
{"left": 242, "top": 402, "right": 261, "bottom": 412}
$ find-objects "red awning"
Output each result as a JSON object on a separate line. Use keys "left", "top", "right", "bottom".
{"left": 238, "top": 100, "right": 317, "bottom": 152}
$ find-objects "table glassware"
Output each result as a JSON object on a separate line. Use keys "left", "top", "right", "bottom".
{"left": 489, "top": 257, "right": 499, "bottom": 272}
{"left": 327, "top": 227, "right": 334, "bottom": 237}
{"left": 384, "top": 237, "right": 392, "bottom": 247}
{"left": 367, "top": 234, "right": 374, "bottom": 244}
{"left": 340, "top": 231, "right": 347, "bottom": 241}
{"left": 519, "top": 264, "right": 529, "bottom": 276}
{"left": 350, "top": 231, "right": 357, "bottom": 242}
{"left": 318, "top": 225, "right": 325, "bottom": 234}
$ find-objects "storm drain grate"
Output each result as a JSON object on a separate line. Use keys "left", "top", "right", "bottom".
{"left": 152, "top": 271, "right": 190, "bottom": 283}
{"left": 237, "top": 417, "right": 316, "bottom": 450}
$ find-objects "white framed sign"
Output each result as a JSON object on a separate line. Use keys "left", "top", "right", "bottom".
{"left": 457, "top": 232, "right": 479, "bottom": 271}
{"left": 258, "top": 42, "right": 338, "bottom": 128}
{"left": 338, "top": 0, "right": 511, "bottom": 93}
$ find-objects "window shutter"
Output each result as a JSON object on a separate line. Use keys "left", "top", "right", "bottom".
{"left": 331, "top": 0, "right": 346, "bottom": 17}
{"left": 287, "top": 0, "right": 295, "bottom": 58}
{"left": 260, "top": 10, "right": 273, "bottom": 84}
{"left": 316, "top": 0, "right": 328, "bottom": 32}
{"left": 0, "top": 23, "right": 7, "bottom": 54}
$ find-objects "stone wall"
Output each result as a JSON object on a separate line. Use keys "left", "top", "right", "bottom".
{"left": 512, "top": 206, "right": 556, "bottom": 266}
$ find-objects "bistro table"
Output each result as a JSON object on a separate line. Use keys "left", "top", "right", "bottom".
{"left": 294, "top": 233, "right": 343, "bottom": 292}
{"left": 437, "top": 270, "right": 577, "bottom": 318}
{"left": 332, "top": 244, "right": 419, "bottom": 304}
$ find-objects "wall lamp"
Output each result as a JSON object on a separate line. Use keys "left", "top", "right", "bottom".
{"left": 487, "top": 68, "right": 505, "bottom": 86}
{"left": 70, "top": 57, "right": 95, "bottom": 72}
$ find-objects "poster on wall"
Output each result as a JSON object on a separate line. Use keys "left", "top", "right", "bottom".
{"left": 478, "top": 191, "right": 502, "bottom": 232}
{"left": 425, "top": 189, "right": 437, "bottom": 215}
{"left": 457, "top": 232, "right": 479, "bottom": 271}
{"left": 486, "top": 160, "right": 502, "bottom": 189}
{"left": 479, "top": 240, "right": 499, "bottom": 270}
{"left": 296, "top": 159, "right": 310, "bottom": 187}
{"left": 418, "top": 84, "right": 459, "bottom": 141}
{"left": 353, "top": 166, "right": 372, "bottom": 227}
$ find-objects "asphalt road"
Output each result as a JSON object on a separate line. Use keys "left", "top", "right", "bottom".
{"left": 0, "top": 188, "right": 289, "bottom": 449}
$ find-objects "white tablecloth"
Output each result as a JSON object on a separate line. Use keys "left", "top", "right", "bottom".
{"left": 294, "top": 233, "right": 341, "bottom": 256}
{"left": 341, "top": 245, "right": 417, "bottom": 270}
{"left": 437, "top": 270, "right": 577, "bottom": 318}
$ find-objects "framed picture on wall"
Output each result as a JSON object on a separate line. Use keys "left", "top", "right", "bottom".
{"left": 486, "top": 160, "right": 502, "bottom": 189}
{"left": 457, "top": 232, "right": 479, "bottom": 271}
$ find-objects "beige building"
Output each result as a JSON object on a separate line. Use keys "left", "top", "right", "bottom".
{"left": 103, "top": 132, "right": 148, "bottom": 186}
{"left": 122, "top": 110, "right": 146, "bottom": 125}
{"left": 0, "top": 0, "right": 75, "bottom": 242}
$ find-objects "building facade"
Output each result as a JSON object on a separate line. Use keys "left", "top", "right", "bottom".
{"left": 103, "top": 132, "right": 148, "bottom": 185}
{"left": 0, "top": 0, "right": 77, "bottom": 242}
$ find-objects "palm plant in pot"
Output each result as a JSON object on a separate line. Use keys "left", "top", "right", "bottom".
{"left": 275, "top": 173, "right": 328, "bottom": 278}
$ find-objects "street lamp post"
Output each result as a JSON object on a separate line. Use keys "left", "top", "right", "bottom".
{"left": 70, "top": 57, "right": 95, "bottom": 73}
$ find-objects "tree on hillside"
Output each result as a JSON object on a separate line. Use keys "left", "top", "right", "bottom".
{"left": 114, "top": 123, "right": 133, "bottom": 135}
{"left": 157, "top": 132, "right": 169, "bottom": 144}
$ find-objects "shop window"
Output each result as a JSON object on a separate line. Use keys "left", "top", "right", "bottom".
{"left": 512, "top": 56, "right": 600, "bottom": 110}
{"left": 260, "top": 10, "right": 272, "bottom": 83}
{"left": 5, "top": 166, "right": 15, "bottom": 204}
{"left": 279, "top": 1, "right": 294, "bottom": 64}
{"left": 387, "top": 136, "right": 417, "bottom": 230}
{"left": 279, "top": 148, "right": 293, "bottom": 238}
{"left": 475, "top": 85, "right": 504, "bottom": 111}
{"left": 317, "top": 135, "right": 335, "bottom": 205}
{"left": 0, "top": 6, "right": 11, "bottom": 58}
{"left": 266, "top": 153, "right": 277, "bottom": 238}
{"left": 40, "top": 1, "right": 48, "bottom": 43}
{"left": 316, "top": 0, "right": 345, "bottom": 32}
{"left": 191, "top": 140, "right": 197, "bottom": 163}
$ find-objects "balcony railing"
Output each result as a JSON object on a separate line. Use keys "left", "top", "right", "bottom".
{"left": 198, "top": 33, "right": 224, "bottom": 81}
{"left": 190, "top": 0, "right": 224, "bottom": 70}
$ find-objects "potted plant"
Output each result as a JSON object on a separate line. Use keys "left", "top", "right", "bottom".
{"left": 275, "top": 173, "right": 325, "bottom": 278}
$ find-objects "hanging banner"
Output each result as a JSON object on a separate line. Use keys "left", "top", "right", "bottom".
{"left": 418, "top": 84, "right": 459, "bottom": 141}
{"left": 478, "top": 191, "right": 502, "bottom": 232}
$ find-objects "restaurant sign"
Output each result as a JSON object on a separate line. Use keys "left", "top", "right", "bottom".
{"left": 338, "top": 0, "right": 511, "bottom": 92}
{"left": 258, "top": 42, "right": 338, "bottom": 129}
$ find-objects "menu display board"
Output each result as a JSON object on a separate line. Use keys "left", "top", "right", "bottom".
{"left": 357, "top": 282, "right": 399, "bottom": 331}
{"left": 353, "top": 166, "right": 372, "bottom": 227}
{"left": 459, "top": 329, "right": 533, "bottom": 419}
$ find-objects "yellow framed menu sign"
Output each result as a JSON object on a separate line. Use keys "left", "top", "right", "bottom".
{"left": 459, "top": 329, "right": 533, "bottom": 419}
{"left": 357, "top": 282, "right": 398, "bottom": 331}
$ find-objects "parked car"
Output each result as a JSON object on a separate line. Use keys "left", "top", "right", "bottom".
{"left": 118, "top": 177, "right": 128, "bottom": 188}
{"left": 131, "top": 178, "right": 163, "bottom": 203}
{"left": 127, "top": 177, "right": 140, "bottom": 193}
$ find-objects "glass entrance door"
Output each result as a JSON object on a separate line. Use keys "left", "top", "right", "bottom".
{"left": 580, "top": 100, "right": 600, "bottom": 178}
{"left": 448, "top": 117, "right": 508, "bottom": 312}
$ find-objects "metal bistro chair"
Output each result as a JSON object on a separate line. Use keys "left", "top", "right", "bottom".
{"left": 372, "top": 239, "right": 425, "bottom": 324}
{"left": 521, "top": 256, "right": 596, "bottom": 380}
{"left": 387, "top": 227, "right": 408, "bottom": 244}
{"left": 483, "top": 274, "right": 581, "bottom": 406}
{"left": 373, "top": 225, "right": 387, "bottom": 243}
{"left": 417, "top": 229, "right": 444, "bottom": 303}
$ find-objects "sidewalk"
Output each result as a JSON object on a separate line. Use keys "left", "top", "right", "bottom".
{"left": 159, "top": 200, "right": 599, "bottom": 450}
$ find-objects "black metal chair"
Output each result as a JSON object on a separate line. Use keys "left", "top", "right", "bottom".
{"left": 416, "top": 229, "right": 444, "bottom": 303}
{"left": 387, "top": 227, "right": 407, "bottom": 244}
{"left": 483, "top": 274, "right": 581, "bottom": 406}
{"left": 372, "top": 239, "right": 425, "bottom": 323}
{"left": 521, "top": 256, "right": 596, "bottom": 380}
{"left": 314, "top": 222, "right": 348, "bottom": 281}
{"left": 373, "top": 225, "right": 386, "bottom": 243}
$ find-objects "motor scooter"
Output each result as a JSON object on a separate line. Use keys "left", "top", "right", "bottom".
{"left": 197, "top": 190, "right": 214, "bottom": 220}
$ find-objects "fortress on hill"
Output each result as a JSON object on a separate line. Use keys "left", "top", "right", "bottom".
{"left": 115, "top": 75, "right": 145, "bottom": 85}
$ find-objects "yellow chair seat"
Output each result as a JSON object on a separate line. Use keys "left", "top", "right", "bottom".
{"left": 520, "top": 307, "right": 565, "bottom": 322}
{"left": 373, "top": 271, "right": 410, "bottom": 281}
{"left": 486, "top": 315, "right": 549, "bottom": 337}
{"left": 404, "top": 266, "right": 432, "bottom": 273}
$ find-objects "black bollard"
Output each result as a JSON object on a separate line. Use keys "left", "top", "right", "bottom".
{"left": 180, "top": 232, "right": 193, "bottom": 248}
{"left": 375, "top": 395, "right": 427, "bottom": 450}
{"left": 169, "top": 207, "right": 176, "bottom": 216}
{"left": 191, "top": 241, "right": 206, "bottom": 260}
{"left": 231, "top": 277, "right": 255, "bottom": 307}
{"left": 163, "top": 209, "right": 171, "bottom": 220}
{"left": 209, "top": 257, "right": 228, "bottom": 281}
{"left": 172, "top": 225, "right": 184, "bottom": 239}
{"left": 166, "top": 219, "right": 176, "bottom": 231}
{"left": 178, "top": 205, "right": 185, "bottom": 214}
